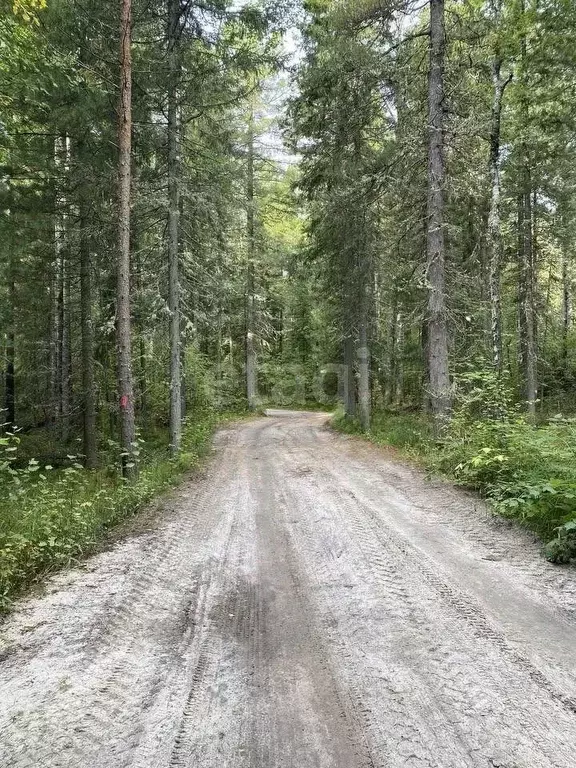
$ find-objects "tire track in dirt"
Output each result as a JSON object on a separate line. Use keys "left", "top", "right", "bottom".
{"left": 1, "top": 411, "right": 576, "bottom": 768}
{"left": 249, "top": 449, "right": 376, "bottom": 768}
{"left": 167, "top": 464, "right": 256, "bottom": 768}
{"left": 0, "top": 432, "right": 244, "bottom": 767}
{"left": 275, "top": 465, "right": 468, "bottom": 767}
{"left": 275, "top": 418, "right": 576, "bottom": 767}
{"left": 312, "top": 431, "right": 576, "bottom": 696}
{"left": 316, "top": 424, "right": 576, "bottom": 619}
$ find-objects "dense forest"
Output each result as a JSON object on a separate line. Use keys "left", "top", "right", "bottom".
{"left": 1, "top": 0, "right": 576, "bottom": 608}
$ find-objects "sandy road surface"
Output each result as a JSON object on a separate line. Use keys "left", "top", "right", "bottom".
{"left": 1, "top": 411, "right": 576, "bottom": 768}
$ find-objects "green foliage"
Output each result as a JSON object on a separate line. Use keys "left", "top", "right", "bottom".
{"left": 544, "top": 521, "right": 576, "bottom": 564}
{"left": 258, "top": 360, "right": 329, "bottom": 407}
{"left": 368, "top": 411, "right": 434, "bottom": 452}
{"left": 322, "top": 369, "right": 338, "bottom": 399}
{"left": 330, "top": 407, "right": 359, "bottom": 433}
{"left": 0, "top": 411, "right": 240, "bottom": 613}
{"left": 332, "top": 407, "right": 433, "bottom": 452}
{"left": 491, "top": 478, "right": 576, "bottom": 531}
{"left": 333, "top": 377, "right": 576, "bottom": 561}
{"left": 437, "top": 382, "right": 576, "bottom": 545}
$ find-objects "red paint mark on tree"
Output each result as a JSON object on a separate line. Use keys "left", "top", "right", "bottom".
{"left": 120, "top": 395, "right": 129, "bottom": 410}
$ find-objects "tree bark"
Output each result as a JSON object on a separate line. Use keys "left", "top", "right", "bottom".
{"left": 343, "top": 332, "right": 356, "bottom": 417}
{"left": 77, "top": 140, "right": 98, "bottom": 468}
{"left": 134, "top": 253, "right": 148, "bottom": 428}
{"left": 117, "top": 0, "right": 137, "bottom": 477}
{"left": 4, "top": 275, "right": 15, "bottom": 428}
{"left": 517, "top": 187, "right": 537, "bottom": 417}
{"left": 486, "top": 22, "right": 510, "bottom": 373}
{"left": 562, "top": 237, "right": 571, "bottom": 374}
{"left": 517, "top": 3, "right": 537, "bottom": 418}
{"left": 357, "top": 312, "right": 370, "bottom": 431}
{"left": 49, "top": 257, "right": 59, "bottom": 429}
{"left": 386, "top": 290, "right": 397, "bottom": 406}
{"left": 59, "top": 252, "right": 72, "bottom": 442}
{"left": 394, "top": 311, "right": 404, "bottom": 406}
{"left": 426, "top": 0, "right": 451, "bottom": 424}
{"left": 356, "top": 207, "right": 371, "bottom": 431}
{"left": 389, "top": 294, "right": 404, "bottom": 407}
{"left": 245, "top": 110, "right": 258, "bottom": 410}
{"left": 167, "top": 0, "right": 182, "bottom": 453}
{"left": 54, "top": 136, "right": 72, "bottom": 442}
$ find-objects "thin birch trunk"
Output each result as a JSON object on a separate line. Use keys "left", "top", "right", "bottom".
{"left": 562, "top": 239, "right": 571, "bottom": 374}
{"left": 523, "top": 184, "right": 537, "bottom": 416}
{"left": 485, "top": 13, "right": 510, "bottom": 373}
{"left": 395, "top": 312, "right": 404, "bottom": 406}
{"left": 387, "top": 293, "right": 397, "bottom": 406}
{"left": 4, "top": 275, "right": 15, "bottom": 428}
{"left": 60, "top": 252, "right": 71, "bottom": 441}
{"left": 49, "top": 261, "right": 59, "bottom": 429}
{"left": 517, "top": 187, "right": 537, "bottom": 417}
{"left": 55, "top": 136, "right": 72, "bottom": 442}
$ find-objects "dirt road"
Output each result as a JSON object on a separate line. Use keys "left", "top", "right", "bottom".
{"left": 1, "top": 411, "right": 576, "bottom": 768}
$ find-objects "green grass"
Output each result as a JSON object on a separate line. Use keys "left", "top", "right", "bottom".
{"left": 331, "top": 407, "right": 434, "bottom": 456}
{"left": 262, "top": 400, "right": 335, "bottom": 413}
{"left": 331, "top": 407, "right": 576, "bottom": 563}
{"left": 0, "top": 410, "right": 246, "bottom": 612}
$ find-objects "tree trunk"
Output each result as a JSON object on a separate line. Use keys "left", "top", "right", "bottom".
{"left": 389, "top": 290, "right": 405, "bottom": 407}
{"left": 395, "top": 311, "right": 404, "bottom": 406}
{"left": 516, "top": 3, "right": 537, "bottom": 417}
{"left": 421, "top": 319, "right": 430, "bottom": 412}
{"left": 517, "top": 186, "right": 537, "bottom": 417}
{"left": 167, "top": 0, "right": 182, "bottom": 453}
{"left": 562, "top": 238, "right": 571, "bottom": 374}
{"left": 245, "top": 111, "right": 258, "bottom": 410}
{"left": 117, "top": 0, "right": 137, "bottom": 477}
{"left": 134, "top": 253, "right": 148, "bottom": 429}
{"left": 426, "top": 0, "right": 451, "bottom": 424}
{"left": 4, "top": 275, "right": 15, "bottom": 428}
{"left": 215, "top": 269, "right": 223, "bottom": 405}
{"left": 49, "top": 259, "right": 59, "bottom": 429}
{"left": 59, "top": 252, "right": 72, "bottom": 442}
{"left": 357, "top": 313, "right": 370, "bottom": 431}
{"left": 386, "top": 294, "right": 397, "bottom": 406}
{"left": 55, "top": 136, "right": 72, "bottom": 442}
{"left": 486, "top": 29, "right": 509, "bottom": 373}
{"left": 343, "top": 332, "right": 356, "bottom": 417}
{"left": 78, "top": 140, "right": 98, "bottom": 468}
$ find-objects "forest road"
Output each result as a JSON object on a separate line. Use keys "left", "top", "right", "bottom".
{"left": 1, "top": 411, "right": 576, "bottom": 768}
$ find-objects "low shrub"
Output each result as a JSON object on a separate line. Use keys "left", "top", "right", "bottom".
{"left": 331, "top": 407, "right": 433, "bottom": 453}
{"left": 439, "top": 415, "right": 576, "bottom": 542}
{"left": 0, "top": 410, "right": 241, "bottom": 612}
{"left": 544, "top": 521, "right": 576, "bottom": 564}
{"left": 331, "top": 371, "right": 576, "bottom": 562}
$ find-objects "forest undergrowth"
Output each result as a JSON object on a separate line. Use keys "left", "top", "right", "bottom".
{"left": 332, "top": 372, "right": 576, "bottom": 565}
{"left": 0, "top": 411, "right": 246, "bottom": 613}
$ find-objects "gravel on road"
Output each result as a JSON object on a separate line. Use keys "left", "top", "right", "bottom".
{"left": 1, "top": 410, "right": 576, "bottom": 768}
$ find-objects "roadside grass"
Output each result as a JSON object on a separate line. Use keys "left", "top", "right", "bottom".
{"left": 333, "top": 408, "right": 434, "bottom": 453}
{"left": 0, "top": 410, "right": 247, "bottom": 613}
{"left": 332, "top": 406, "right": 576, "bottom": 563}
{"left": 261, "top": 400, "right": 335, "bottom": 413}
